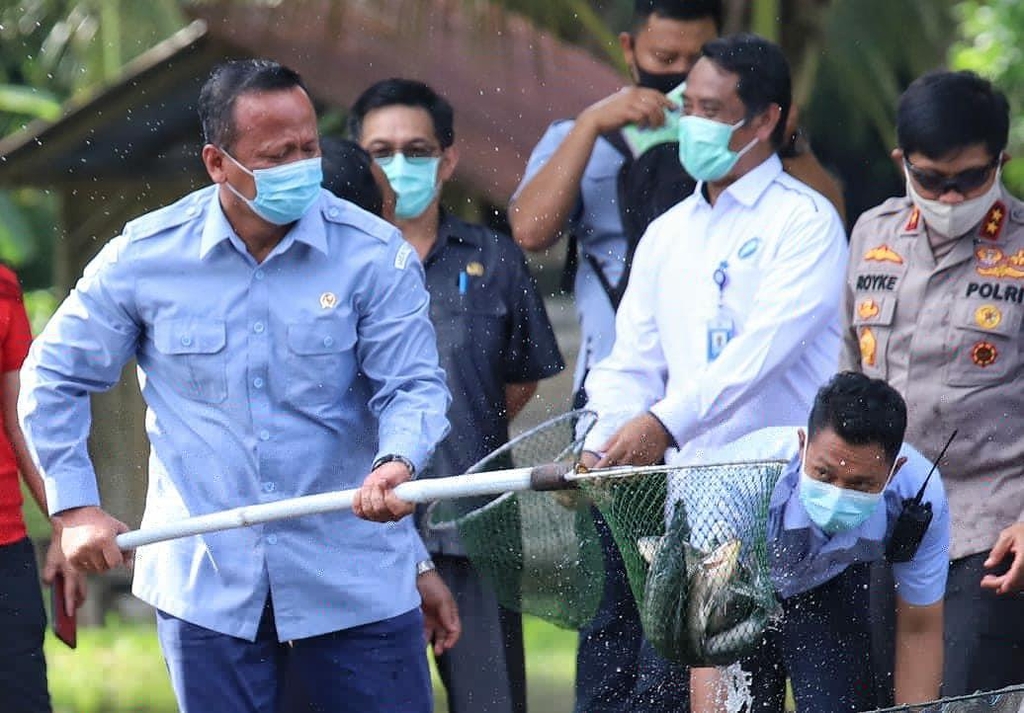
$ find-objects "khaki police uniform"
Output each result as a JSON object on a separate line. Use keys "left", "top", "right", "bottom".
{"left": 841, "top": 187, "right": 1024, "bottom": 696}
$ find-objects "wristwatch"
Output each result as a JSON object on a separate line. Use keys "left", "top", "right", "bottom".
{"left": 371, "top": 453, "right": 416, "bottom": 477}
{"left": 416, "top": 558, "right": 437, "bottom": 577}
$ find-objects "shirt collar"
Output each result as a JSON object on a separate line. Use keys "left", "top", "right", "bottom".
{"left": 199, "top": 187, "right": 329, "bottom": 260}
{"left": 696, "top": 153, "right": 784, "bottom": 210}
{"left": 437, "top": 211, "right": 484, "bottom": 247}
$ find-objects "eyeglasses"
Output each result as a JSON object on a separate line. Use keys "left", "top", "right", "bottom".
{"left": 904, "top": 156, "right": 999, "bottom": 195}
{"left": 370, "top": 146, "right": 441, "bottom": 167}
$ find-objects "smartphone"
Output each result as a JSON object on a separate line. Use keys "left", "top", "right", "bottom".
{"left": 50, "top": 572, "right": 77, "bottom": 649}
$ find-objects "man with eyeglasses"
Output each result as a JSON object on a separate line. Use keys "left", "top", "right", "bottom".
{"left": 842, "top": 69, "right": 1024, "bottom": 699}
{"left": 349, "top": 78, "right": 565, "bottom": 713}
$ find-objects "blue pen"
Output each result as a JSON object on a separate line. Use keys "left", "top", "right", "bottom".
{"left": 458, "top": 271, "right": 469, "bottom": 295}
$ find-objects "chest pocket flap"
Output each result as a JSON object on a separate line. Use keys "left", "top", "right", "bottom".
{"left": 286, "top": 320, "right": 357, "bottom": 355}
{"left": 851, "top": 295, "right": 896, "bottom": 328}
{"left": 952, "top": 299, "right": 1022, "bottom": 337}
{"left": 154, "top": 319, "right": 226, "bottom": 354}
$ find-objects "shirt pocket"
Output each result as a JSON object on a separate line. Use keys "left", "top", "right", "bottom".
{"left": 430, "top": 301, "right": 508, "bottom": 373}
{"left": 286, "top": 318, "right": 358, "bottom": 406}
{"left": 153, "top": 319, "right": 228, "bottom": 404}
{"left": 944, "top": 300, "right": 1020, "bottom": 387}
{"left": 850, "top": 295, "right": 897, "bottom": 379}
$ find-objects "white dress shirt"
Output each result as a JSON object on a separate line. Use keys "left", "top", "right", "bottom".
{"left": 583, "top": 154, "right": 848, "bottom": 465}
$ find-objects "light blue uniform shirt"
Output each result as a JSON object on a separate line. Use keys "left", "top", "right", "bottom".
{"left": 19, "top": 186, "right": 450, "bottom": 641}
{"left": 711, "top": 427, "right": 950, "bottom": 606}
{"left": 515, "top": 120, "right": 627, "bottom": 392}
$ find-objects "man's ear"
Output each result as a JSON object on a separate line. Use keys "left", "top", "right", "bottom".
{"left": 891, "top": 147, "right": 905, "bottom": 174}
{"left": 754, "top": 103, "right": 782, "bottom": 145}
{"left": 619, "top": 32, "right": 636, "bottom": 79}
{"left": 202, "top": 144, "right": 227, "bottom": 184}
{"left": 797, "top": 428, "right": 806, "bottom": 452}
{"left": 438, "top": 145, "right": 459, "bottom": 184}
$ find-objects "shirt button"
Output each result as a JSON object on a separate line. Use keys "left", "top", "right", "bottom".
{"left": 180, "top": 335, "right": 193, "bottom": 347}
{"left": 253, "top": 377, "right": 264, "bottom": 389}
{"left": 259, "top": 429, "right": 271, "bottom": 441}
{"left": 253, "top": 322, "right": 265, "bottom": 334}
{"left": 263, "top": 482, "right": 276, "bottom": 493}
{"left": 266, "top": 534, "right": 278, "bottom": 545}
{"left": 254, "top": 270, "right": 265, "bottom": 281}
{"left": 323, "top": 336, "right": 334, "bottom": 348}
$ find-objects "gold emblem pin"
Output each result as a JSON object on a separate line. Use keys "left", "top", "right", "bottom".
{"left": 859, "top": 327, "right": 877, "bottom": 367}
{"left": 320, "top": 292, "right": 337, "bottom": 309}
{"left": 975, "top": 304, "right": 1002, "bottom": 330}
{"left": 465, "top": 261, "right": 485, "bottom": 277}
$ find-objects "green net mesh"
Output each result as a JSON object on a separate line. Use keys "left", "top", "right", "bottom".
{"left": 426, "top": 411, "right": 604, "bottom": 629}
{"left": 577, "top": 460, "right": 786, "bottom": 666}
{"left": 868, "top": 685, "right": 1024, "bottom": 712}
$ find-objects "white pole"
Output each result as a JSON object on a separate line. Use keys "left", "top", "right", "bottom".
{"left": 115, "top": 466, "right": 541, "bottom": 550}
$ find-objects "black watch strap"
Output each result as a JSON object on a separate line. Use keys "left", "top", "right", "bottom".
{"left": 371, "top": 453, "right": 416, "bottom": 477}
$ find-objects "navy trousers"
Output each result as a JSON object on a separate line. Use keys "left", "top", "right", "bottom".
{"left": 158, "top": 600, "right": 431, "bottom": 713}
{"left": 0, "top": 537, "right": 50, "bottom": 713}
{"left": 740, "top": 563, "right": 876, "bottom": 713}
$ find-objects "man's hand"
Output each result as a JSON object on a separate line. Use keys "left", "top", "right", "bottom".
{"left": 578, "top": 86, "right": 677, "bottom": 135}
{"left": 352, "top": 461, "right": 415, "bottom": 522}
{"left": 53, "top": 505, "right": 129, "bottom": 574}
{"left": 417, "top": 569, "right": 461, "bottom": 656}
{"left": 595, "top": 412, "right": 672, "bottom": 468}
{"left": 981, "top": 523, "right": 1024, "bottom": 594}
{"left": 42, "top": 536, "right": 87, "bottom": 617}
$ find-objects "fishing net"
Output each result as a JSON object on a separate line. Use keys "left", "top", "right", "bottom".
{"left": 868, "top": 686, "right": 1024, "bottom": 713}
{"left": 576, "top": 459, "right": 786, "bottom": 667}
{"left": 426, "top": 410, "right": 605, "bottom": 629}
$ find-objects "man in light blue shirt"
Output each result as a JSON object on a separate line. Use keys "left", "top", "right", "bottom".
{"left": 687, "top": 372, "right": 948, "bottom": 712}
{"left": 18, "top": 59, "right": 450, "bottom": 713}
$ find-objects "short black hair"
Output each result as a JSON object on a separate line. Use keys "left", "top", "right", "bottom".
{"left": 701, "top": 33, "right": 791, "bottom": 148}
{"left": 198, "top": 59, "right": 308, "bottom": 151}
{"left": 633, "top": 0, "right": 723, "bottom": 33}
{"left": 347, "top": 78, "right": 455, "bottom": 149}
{"left": 807, "top": 372, "right": 907, "bottom": 465}
{"left": 320, "top": 137, "right": 383, "bottom": 217}
{"left": 897, "top": 70, "right": 1010, "bottom": 161}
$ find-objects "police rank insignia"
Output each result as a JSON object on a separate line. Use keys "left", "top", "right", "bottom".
{"left": 320, "top": 292, "right": 337, "bottom": 309}
{"left": 974, "top": 305, "right": 1002, "bottom": 330}
{"left": 863, "top": 245, "right": 904, "bottom": 264}
{"left": 859, "top": 327, "right": 877, "bottom": 367}
{"left": 857, "top": 299, "right": 880, "bottom": 321}
{"left": 465, "top": 261, "right": 485, "bottom": 277}
{"left": 979, "top": 201, "right": 1006, "bottom": 241}
{"left": 971, "top": 341, "right": 998, "bottom": 367}
{"left": 903, "top": 207, "right": 921, "bottom": 232}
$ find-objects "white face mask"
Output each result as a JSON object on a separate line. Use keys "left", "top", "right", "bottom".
{"left": 905, "top": 165, "right": 1003, "bottom": 239}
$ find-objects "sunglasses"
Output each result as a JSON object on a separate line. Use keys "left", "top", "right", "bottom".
{"left": 904, "top": 156, "right": 999, "bottom": 195}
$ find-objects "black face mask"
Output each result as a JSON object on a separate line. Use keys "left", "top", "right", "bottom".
{"left": 635, "top": 64, "right": 688, "bottom": 95}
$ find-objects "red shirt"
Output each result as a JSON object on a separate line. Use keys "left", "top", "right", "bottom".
{"left": 0, "top": 265, "right": 32, "bottom": 545}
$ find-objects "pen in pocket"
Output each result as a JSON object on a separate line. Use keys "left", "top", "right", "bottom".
{"left": 458, "top": 271, "right": 469, "bottom": 295}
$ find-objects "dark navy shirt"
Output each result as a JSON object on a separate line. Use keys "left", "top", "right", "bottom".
{"left": 418, "top": 212, "right": 564, "bottom": 554}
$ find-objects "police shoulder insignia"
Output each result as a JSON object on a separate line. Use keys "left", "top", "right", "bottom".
{"left": 465, "top": 261, "right": 485, "bottom": 277}
{"left": 974, "top": 304, "right": 1002, "bottom": 330}
{"left": 864, "top": 244, "right": 904, "bottom": 264}
{"left": 979, "top": 201, "right": 1006, "bottom": 241}
{"left": 857, "top": 299, "right": 880, "bottom": 321}
{"left": 971, "top": 341, "right": 998, "bottom": 367}
{"left": 859, "top": 327, "right": 877, "bottom": 367}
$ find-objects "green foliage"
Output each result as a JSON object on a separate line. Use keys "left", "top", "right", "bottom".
{"left": 950, "top": 0, "right": 1024, "bottom": 194}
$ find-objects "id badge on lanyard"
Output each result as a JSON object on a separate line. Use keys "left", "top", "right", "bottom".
{"left": 707, "top": 260, "right": 734, "bottom": 361}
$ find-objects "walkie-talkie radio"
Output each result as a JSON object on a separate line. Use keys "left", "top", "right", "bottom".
{"left": 886, "top": 430, "right": 957, "bottom": 563}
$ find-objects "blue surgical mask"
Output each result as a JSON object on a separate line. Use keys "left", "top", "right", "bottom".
{"left": 222, "top": 150, "right": 323, "bottom": 226}
{"left": 798, "top": 442, "right": 895, "bottom": 535}
{"left": 376, "top": 153, "right": 440, "bottom": 220}
{"left": 677, "top": 115, "right": 758, "bottom": 182}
